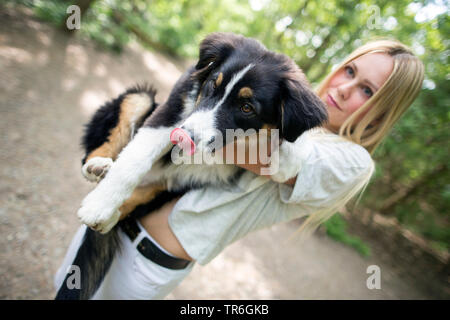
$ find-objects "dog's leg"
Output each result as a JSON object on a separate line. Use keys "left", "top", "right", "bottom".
{"left": 77, "top": 125, "right": 175, "bottom": 233}
{"left": 82, "top": 92, "right": 156, "bottom": 183}
{"left": 78, "top": 68, "right": 198, "bottom": 233}
{"left": 118, "top": 185, "right": 166, "bottom": 220}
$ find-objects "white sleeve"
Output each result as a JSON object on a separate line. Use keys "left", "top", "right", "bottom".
{"left": 275, "top": 130, "right": 375, "bottom": 222}
{"left": 168, "top": 130, "right": 375, "bottom": 264}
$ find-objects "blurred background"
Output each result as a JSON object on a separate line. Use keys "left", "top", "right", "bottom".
{"left": 0, "top": 0, "right": 448, "bottom": 299}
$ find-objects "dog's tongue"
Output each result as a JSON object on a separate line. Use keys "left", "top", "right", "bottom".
{"left": 170, "top": 128, "right": 196, "bottom": 156}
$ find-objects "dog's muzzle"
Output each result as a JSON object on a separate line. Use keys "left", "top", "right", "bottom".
{"left": 170, "top": 128, "right": 196, "bottom": 155}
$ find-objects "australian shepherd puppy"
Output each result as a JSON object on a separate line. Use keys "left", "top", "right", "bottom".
{"left": 55, "top": 32, "right": 327, "bottom": 299}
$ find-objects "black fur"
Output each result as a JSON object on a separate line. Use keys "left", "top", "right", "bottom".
{"left": 143, "top": 67, "right": 198, "bottom": 128}
{"left": 185, "top": 33, "right": 328, "bottom": 144}
{"left": 54, "top": 227, "right": 120, "bottom": 300}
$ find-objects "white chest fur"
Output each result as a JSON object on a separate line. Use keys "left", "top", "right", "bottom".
{"left": 139, "top": 156, "right": 240, "bottom": 191}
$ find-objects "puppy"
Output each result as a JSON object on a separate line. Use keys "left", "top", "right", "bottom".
{"left": 55, "top": 32, "right": 327, "bottom": 299}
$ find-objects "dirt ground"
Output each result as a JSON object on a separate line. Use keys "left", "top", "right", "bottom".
{"left": 0, "top": 7, "right": 432, "bottom": 299}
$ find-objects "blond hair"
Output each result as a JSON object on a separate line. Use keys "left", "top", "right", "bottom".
{"left": 292, "top": 40, "right": 424, "bottom": 240}
{"left": 316, "top": 39, "right": 425, "bottom": 154}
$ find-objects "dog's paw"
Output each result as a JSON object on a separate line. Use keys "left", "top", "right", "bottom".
{"left": 77, "top": 188, "right": 120, "bottom": 233}
{"left": 82, "top": 157, "right": 113, "bottom": 182}
{"left": 77, "top": 203, "right": 121, "bottom": 234}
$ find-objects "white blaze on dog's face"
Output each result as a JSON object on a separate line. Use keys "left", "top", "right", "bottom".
{"left": 180, "top": 63, "right": 255, "bottom": 153}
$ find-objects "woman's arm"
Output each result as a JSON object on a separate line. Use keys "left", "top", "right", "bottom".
{"left": 138, "top": 196, "right": 193, "bottom": 261}
{"left": 146, "top": 130, "right": 374, "bottom": 265}
{"left": 222, "top": 131, "right": 298, "bottom": 185}
{"left": 236, "top": 162, "right": 297, "bottom": 185}
{"left": 139, "top": 132, "right": 296, "bottom": 261}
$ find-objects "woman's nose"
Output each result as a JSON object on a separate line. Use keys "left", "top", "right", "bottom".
{"left": 337, "top": 80, "right": 354, "bottom": 100}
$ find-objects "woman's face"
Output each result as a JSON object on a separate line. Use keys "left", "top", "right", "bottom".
{"left": 321, "top": 52, "right": 394, "bottom": 131}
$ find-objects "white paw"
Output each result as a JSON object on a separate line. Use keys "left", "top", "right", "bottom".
{"left": 82, "top": 157, "right": 113, "bottom": 182}
{"left": 77, "top": 192, "right": 121, "bottom": 234}
{"left": 269, "top": 141, "right": 303, "bottom": 183}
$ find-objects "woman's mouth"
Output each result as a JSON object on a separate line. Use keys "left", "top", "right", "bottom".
{"left": 327, "top": 94, "right": 342, "bottom": 111}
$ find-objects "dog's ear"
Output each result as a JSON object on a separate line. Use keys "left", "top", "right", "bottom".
{"left": 279, "top": 65, "right": 328, "bottom": 142}
{"left": 194, "top": 33, "right": 240, "bottom": 80}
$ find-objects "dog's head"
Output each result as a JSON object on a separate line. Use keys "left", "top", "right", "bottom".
{"left": 179, "top": 32, "right": 327, "bottom": 154}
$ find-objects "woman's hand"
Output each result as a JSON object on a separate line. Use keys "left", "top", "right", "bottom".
{"left": 219, "top": 131, "right": 297, "bottom": 186}
{"left": 236, "top": 162, "right": 297, "bottom": 185}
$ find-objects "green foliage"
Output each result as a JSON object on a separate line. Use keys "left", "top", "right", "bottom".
{"left": 358, "top": 3, "right": 449, "bottom": 253}
{"left": 323, "top": 214, "right": 371, "bottom": 257}
{"left": 32, "top": 0, "right": 72, "bottom": 25}
{"left": 8, "top": 0, "right": 449, "bottom": 254}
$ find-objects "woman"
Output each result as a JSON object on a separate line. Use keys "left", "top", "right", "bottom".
{"left": 54, "top": 39, "right": 424, "bottom": 299}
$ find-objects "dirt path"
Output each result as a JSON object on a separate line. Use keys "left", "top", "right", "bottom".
{"left": 0, "top": 7, "right": 430, "bottom": 299}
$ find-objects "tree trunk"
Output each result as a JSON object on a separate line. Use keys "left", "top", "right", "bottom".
{"left": 75, "top": 0, "right": 95, "bottom": 18}
{"left": 379, "top": 164, "right": 447, "bottom": 215}
{"left": 111, "top": 12, "right": 177, "bottom": 56}
{"left": 276, "top": 0, "right": 309, "bottom": 43}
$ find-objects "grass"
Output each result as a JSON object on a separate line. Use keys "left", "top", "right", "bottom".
{"left": 323, "top": 213, "right": 371, "bottom": 257}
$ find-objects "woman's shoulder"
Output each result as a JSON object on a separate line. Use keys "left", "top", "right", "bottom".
{"left": 269, "top": 127, "right": 374, "bottom": 184}
{"left": 278, "top": 127, "right": 375, "bottom": 206}
{"left": 306, "top": 127, "right": 374, "bottom": 170}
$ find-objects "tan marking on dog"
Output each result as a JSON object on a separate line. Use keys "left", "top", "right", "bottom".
{"left": 261, "top": 123, "right": 277, "bottom": 136}
{"left": 85, "top": 93, "right": 152, "bottom": 162}
{"left": 215, "top": 72, "right": 223, "bottom": 88}
{"left": 261, "top": 123, "right": 277, "bottom": 130}
{"left": 118, "top": 185, "right": 165, "bottom": 220}
{"left": 195, "top": 91, "right": 202, "bottom": 107}
{"left": 238, "top": 87, "right": 253, "bottom": 99}
{"left": 260, "top": 124, "right": 279, "bottom": 159}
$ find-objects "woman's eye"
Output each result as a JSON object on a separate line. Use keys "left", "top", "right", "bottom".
{"left": 241, "top": 103, "right": 254, "bottom": 113}
{"left": 363, "top": 86, "right": 373, "bottom": 97}
{"left": 345, "top": 66, "right": 354, "bottom": 77}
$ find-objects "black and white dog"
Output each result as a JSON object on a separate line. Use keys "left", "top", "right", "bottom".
{"left": 55, "top": 33, "right": 327, "bottom": 299}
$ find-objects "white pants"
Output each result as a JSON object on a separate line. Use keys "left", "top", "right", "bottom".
{"left": 54, "top": 222, "right": 194, "bottom": 300}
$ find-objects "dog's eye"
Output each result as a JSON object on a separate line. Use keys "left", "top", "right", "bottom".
{"left": 241, "top": 103, "right": 254, "bottom": 114}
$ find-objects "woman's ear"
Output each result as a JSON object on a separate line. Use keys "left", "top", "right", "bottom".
{"left": 279, "top": 69, "right": 328, "bottom": 142}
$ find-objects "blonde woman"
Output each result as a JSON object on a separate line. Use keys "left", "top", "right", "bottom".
{"left": 55, "top": 39, "right": 424, "bottom": 299}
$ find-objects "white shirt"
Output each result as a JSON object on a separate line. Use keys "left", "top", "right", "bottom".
{"left": 168, "top": 128, "right": 375, "bottom": 265}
